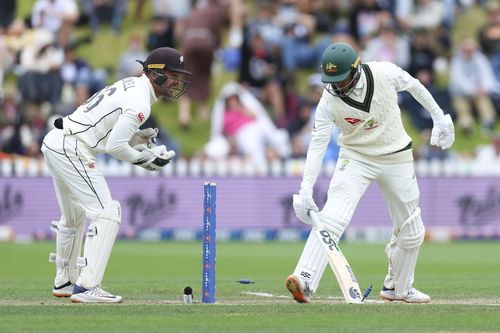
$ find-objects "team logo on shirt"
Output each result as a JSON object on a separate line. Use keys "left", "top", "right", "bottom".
{"left": 364, "top": 119, "right": 378, "bottom": 130}
{"left": 344, "top": 118, "right": 362, "bottom": 125}
{"left": 138, "top": 112, "right": 145, "bottom": 123}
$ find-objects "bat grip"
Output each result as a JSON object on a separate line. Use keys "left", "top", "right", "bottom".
{"left": 308, "top": 209, "right": 320, "bottom": 227}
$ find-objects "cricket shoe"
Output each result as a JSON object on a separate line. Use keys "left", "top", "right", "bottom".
{"left": 285, "top": 275, "right": 312, "bottom": 303}
{"left": 70, "top": 285, "right": 123, "bottom": 303}
{"left": 52, "top": 281, "right": 74, "bottom": 298}
{"left": 380, "top": 286, "right": 431, "bottom": 303}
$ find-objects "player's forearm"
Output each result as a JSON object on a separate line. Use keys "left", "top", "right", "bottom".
{"left": 106, "top": 141, "right": 142, "bottom": 163}
{"left": 106, "top": 113, "right": 142, "bottom": 163}
{"left": 300, "top": 121, "right": 332, "bottom": 195}
{"left": 405, "top": 78, "right": 444, "bottom": 120}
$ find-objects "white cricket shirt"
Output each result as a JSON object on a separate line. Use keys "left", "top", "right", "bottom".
{"left": 60, "top": 74, "right": 158, "bottom": 163}
{"left": 300, "top": 61, "right": 443, "bottom": 194}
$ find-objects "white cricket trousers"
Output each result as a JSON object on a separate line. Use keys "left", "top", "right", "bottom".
{"left": 294, "top": 153, "right": 421, "bottom": 292}
{"left": 41, "top": 129, "right": 112, "bottom": 222}
{"left": 320, "top": 156, "right": 420, "bottom": 236}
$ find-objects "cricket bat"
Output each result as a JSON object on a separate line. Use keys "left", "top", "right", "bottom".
{"left": 309, "top": 210, "right": 363, "bottom": 304}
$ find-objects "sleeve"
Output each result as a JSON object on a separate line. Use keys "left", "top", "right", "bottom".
{"left": 300, "top": 96, "right": 335, "bottom": 196}
{"left": 105, "top": 108, "right": 149, "bottom": 163}
{"left": 384, "top": 62, "right": 444, "bottom": 121}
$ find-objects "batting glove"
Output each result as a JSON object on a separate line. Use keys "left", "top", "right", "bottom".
{"left": 293, "top": 191, "right": 318, "bottom": 225}
{"left": 430, "top": 114, "right": 455, "bottom": 150}
{"left": 132, "top": 144, "right": 175, "bottom": 172}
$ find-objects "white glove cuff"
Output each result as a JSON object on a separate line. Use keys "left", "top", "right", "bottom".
{"left": 299, "top": 187, "right": 313, "bottom": 198}
{"left": 430, "top": 111, "right": 445, "bottom": 124}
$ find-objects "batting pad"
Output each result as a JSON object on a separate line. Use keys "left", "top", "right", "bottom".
{"left": 293, "top": 230, "right": 328, "bottom": 293}
{"left": 50, "top": 219, "right": 85, "bottom": 287}
{"left": 77, "top": 201, "right": 121, "bottom": 288}
{"left": 387, "top": 207, "right": 425, "bottom": 298}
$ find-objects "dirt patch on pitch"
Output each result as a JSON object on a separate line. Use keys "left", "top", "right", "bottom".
{"left": 0, "top": 296, "right": 498, "bottom": 306}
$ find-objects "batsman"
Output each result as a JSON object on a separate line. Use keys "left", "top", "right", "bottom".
{"left": 286, "top": 42, "right": 455, "bottom": 304}
{"left": 42, "top": 47, "right": 191, "bottom": 303}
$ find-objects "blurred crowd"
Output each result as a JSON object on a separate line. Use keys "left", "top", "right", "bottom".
{"left": 1, "top": 0, "right": 500, "bottom": 172}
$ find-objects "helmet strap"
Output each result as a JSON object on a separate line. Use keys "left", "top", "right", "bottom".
{"left": 326, "top": 66, "right": 362, "bottom": 98}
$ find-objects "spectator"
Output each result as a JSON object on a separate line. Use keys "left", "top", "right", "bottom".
{"left": 0, "top": 89, "right": 42, "bottom": 158}
{"left": 362, "top": 18, "right": 411, "bottom": 69}
{"left": 81, "top": 0, "right": 127, "bottom": 35}
{"left": 0, "top": 0, "right": 16, "bottom": 33}
{"left": 239, "top": 29, "right": 285, "bottom": 123}
{"left": 396, "top": 0, "right": 445, "bottom": 32}
{"left": 0, "top": 38, "right": 13, "bottom": 101}
{"left": 205, "top": 82, "right": 291, "bottom": 168}
{"left": 300, "top": 0, "right": 339, "bottom": 33}
{"left": 18, "top": 28, "right": 64, "bottom": 105}
{"left": 117, "top": 33, "right": 148, "bottom": 79}
{"left": 0, "top": 87, "right": 18, "bottom": 146}
{"left": 283, "top": 72, "right": 341, "bottom": 161}
{"left": 178, "top": 0, "right": 224, "bottom": 129}
{"left": 1, "top": 20, "right": 35, "bottom": 100}
{"left": 275, "top": 0, "right": 329, "bottom": 72}
{"left": 59, "top": 44, "right": 107, "bottom": 113}
{"left": 1, "top": 114, "right": 38, "bottom": 157}
{"left": 288, "top": 99, "right": 313, "bottom": 158}
{"left": 226, "top": 0, "right": 245, "bottom": 48}
{"left": 449, "top": 38, "right": 499, "bottom": 135}
{"left": 132, "top": 0, "right": 147, "bottom": 22}
{"left": 407, "top": 30, "right": 437, "bottom": 77}
{"left": 146, "top": 15, "right": 176, "bottom": 51}
{"left": 31, "top": 0, "right": 79, "bottom": 47}
{"left": 280, "top": 24, "right": 330, "bottom": 72}
{"left": 286, "top": 74, "right": 321, "bottom": 157}
{"left": 245, "top": 0, "right": 283, "bottom": 49}
{"left": 479, "top": 0, "right": 500, "bottom": 82}
{"left": 349, "top": 0, "right": 385, "bottom": 47}
{"left": 475, "top": 135, "right": 500, "bottom": 169}
{"left": 152, "top": 0, "right": 192, "bottom": 20}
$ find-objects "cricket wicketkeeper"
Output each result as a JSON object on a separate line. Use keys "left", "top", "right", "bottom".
{"left": 286, "top": 42, "right": 455, "bottom": 303}
{"left": 42, "top": 47, "right": 191, "bottom": 303}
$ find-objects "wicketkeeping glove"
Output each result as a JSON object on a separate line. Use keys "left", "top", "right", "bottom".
{"left": 293, "top": 192, "right": 318, "bottom": 225}
{"left": 430, "top": 114, "right": 455, "bottom": 150}
{"left": 129, "top": 128, "right": 159, "bottom": 148}
{"left": 132, "top": 144, "right": 175, "bottom": 172}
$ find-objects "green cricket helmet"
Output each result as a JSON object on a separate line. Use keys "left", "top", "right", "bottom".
{"left": 321, "top": 42, "right": 362, "bottom": 97}
{"left": 321, "top": 42, "right": 360, "bottom": 83}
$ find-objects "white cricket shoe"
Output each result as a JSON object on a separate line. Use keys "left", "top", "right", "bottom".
{"left": 285, "top": 275, "right": 312, "bottom": 304}
{"left": 52, "top": 281, "right": 74, "bottom": 298}
{"left": 380, "top": 286, "right": 431, "bottom": 303}
{"left": 70, "top": 285, "right": 123, "bottom": 303}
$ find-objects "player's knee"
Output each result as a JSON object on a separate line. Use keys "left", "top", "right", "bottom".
{"left": 51, "top": 220, "right": 78, "bottom": 237}
{"left": 86, "top": 200, "right": 121, "bottom": 237}
{"left": 397, "top": 207, "right": 425, "bottom": 250}
{"left": 100, "top": 200, "right": 122, "bottom": 224}
{"left": 317, "top": 212, "right": 346, "bottom": 242}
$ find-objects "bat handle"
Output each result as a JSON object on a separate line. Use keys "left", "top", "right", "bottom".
{"left": 308, "top": 209, "right": 320, "bottom": 227}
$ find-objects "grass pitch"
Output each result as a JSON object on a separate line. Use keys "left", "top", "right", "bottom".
{"left": 1, "top": 241, "right": 499, "bottom": 332}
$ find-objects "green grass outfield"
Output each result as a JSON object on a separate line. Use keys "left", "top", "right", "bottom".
{"left": 1, "top": 241, "right": 499, "bottom": 332}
